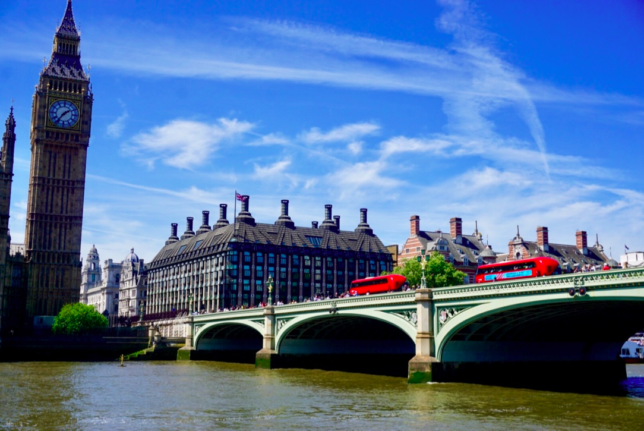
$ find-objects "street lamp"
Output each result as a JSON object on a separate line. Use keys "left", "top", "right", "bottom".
{"left": 267, "top": 275, "right": 274, "bottom": 306}
{"left": 417, "top": 249, "right": 428, "bottom": 289}
{"left": 188, "top": 293, "right": 194, "bottom": 314}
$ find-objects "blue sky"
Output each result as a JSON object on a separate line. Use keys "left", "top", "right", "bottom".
{"left": 1, "top": 0, "right": 643, "bottom": 263}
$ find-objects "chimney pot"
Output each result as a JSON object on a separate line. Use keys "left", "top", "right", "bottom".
{"left": 537, "top": 226, "right": 549, "bottom": 247}
{"left": 360, "top": 208, "right": 368, "bottom": 224}
{"left": 281, "top": 199, "right": 289, "bottom": 216}
{"left": 410, "top": 215, "right": 420, "bottom": 236}
{"left": 334, "top": 215, "right": 340, "bottom": 230}
{"left": 312, "top": 221, "right": 318, "bottom": 229}
{"left": 165, "top": 223, "right": 179, "bottom": 245}
{"left": 450, "top": 217, "right": 462, "bottom": 239}
{"left": 241, "top": 195, "right": 250, "bottom": 212}
{"left": 202, "top": 210, "right": 210, "bottom": 226}
{"left": 576, "top": 230, "right": 588, "bottom": 254}
{"left": 180, "top": 218, "right": 195, "bottom": 240}
{"left": 214, "top": 204, "right": 229, "bottom": 228}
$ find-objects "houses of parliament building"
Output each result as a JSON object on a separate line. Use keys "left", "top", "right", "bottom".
{"left": 0, "top": 0, "right": 92, "bottom": 336}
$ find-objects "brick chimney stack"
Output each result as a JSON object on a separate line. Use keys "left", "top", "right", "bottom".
{"left": 450, "top": 217, "right": 462, "bottom": 243}
{"left": 537, "top": 226, "right": 549, "bottom": 251}
{"left": 410, "top": 215, "right": 420, "bottom": 237}
{"left": 576, "top": 230, "right": 588, "bottom": 255}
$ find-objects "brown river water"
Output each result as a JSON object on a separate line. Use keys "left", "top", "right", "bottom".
{"left": 0, "top": 362, "right": 643, "bottom": 430}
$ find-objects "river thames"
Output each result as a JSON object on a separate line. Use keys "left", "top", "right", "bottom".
{"left": 0, "top": 362, "right": 643, "bottom": 429}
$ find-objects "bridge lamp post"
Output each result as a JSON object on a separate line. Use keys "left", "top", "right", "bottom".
{"left": 417, "top": 249, "right": 428, "bottom": 290}
{"left": 188, "top": 293, "right": 194, "bottom": 314}
{"left": 267, "top": 275, "right": 274, "bottom": 306}
{"left": 216, "top": 284, "right": 220, "bottom": 313}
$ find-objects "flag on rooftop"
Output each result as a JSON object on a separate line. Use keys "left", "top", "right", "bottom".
{"left": 235, "top": 192, "right": 247, "bottom": 201}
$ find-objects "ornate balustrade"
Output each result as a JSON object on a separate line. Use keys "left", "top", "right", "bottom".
{"left": 433, "top": 268, "right": 644, "bottom": 301}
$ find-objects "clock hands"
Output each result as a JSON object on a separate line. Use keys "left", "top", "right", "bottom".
{"left": 50, "top": 101, "right": 77, "bottom": 127}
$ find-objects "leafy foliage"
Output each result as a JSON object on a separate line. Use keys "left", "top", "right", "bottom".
{"left": 393, "top": 257, "right": 422, "bottom": 287}
{"left": 52, "top": 303, "right": 108, "bottom": 335}
{"left": 393, "top": 252, "right": 466, "bottom": 288}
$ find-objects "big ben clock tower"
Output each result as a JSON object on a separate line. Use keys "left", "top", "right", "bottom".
{"left": 25, "top": 0, "right": 93, "bottom": 317}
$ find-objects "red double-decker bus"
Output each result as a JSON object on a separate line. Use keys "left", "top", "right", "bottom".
{"left": 349, "top": 274, "right": 407, "bottom": 295}
{"left": 475, "top": 257, "right": 561, "bottom": 283}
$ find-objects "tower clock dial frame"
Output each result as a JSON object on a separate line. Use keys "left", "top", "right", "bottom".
{"left": 47, "top": 97, "right": 82, "bottom": 131}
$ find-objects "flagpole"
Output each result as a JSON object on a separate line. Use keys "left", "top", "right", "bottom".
{"left": 234, "top": 190, "right": 237, "bottom": 234}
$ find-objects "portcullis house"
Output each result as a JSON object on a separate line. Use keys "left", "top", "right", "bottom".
{"left": 145, "top": 198, "right": 393, "bottom": 316}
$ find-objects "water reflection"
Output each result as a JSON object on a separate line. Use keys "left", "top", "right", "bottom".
{"left": 0, "top": 362, "right": 642, "bottom": 430}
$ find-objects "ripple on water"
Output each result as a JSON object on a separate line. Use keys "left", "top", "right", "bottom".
{"left": 0, "top": 362, "right": 643, "bottom": 430}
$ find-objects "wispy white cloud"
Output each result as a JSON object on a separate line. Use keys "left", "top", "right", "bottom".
{"left": 88, "top": 174, "right": 226, "bottom": 204}
{"left": 247, "top": 133, "right": 291, "bottom": 146}
{"left": 329, "top": 160, "right": 404, "bottom": 199}
{"left": 3, "top": 12, "right": 642, "bottom": 111}
{"left": 253, "top": 158, "right": 292, "bottom": 179}
{"left": 380, "top": 136, "right": 454, "bottom": 158}
{"left": 300, "top": 122, "right": 380, "bottom": 144}
{"left": 106, "top": 108, "right": 128, "bottom": 138}
{"left": 435, "top": 0, "right": 550, "bottom": 176}
{"left": 4, "top": 2, "right": 642, "bottom": 261}
{"left": 122, "top": 118, "right": 254, "bottom": 169}
{"left": 347, "top": 141, "right": 362, "bottom": 155}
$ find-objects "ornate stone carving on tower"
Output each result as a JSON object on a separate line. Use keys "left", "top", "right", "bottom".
{"left": 24, "top": 0, "right": 93, "bottom": 317}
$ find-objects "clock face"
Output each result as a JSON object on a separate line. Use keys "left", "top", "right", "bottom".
{"left": 49, "top": 100, "right": 79, "bottom": 129}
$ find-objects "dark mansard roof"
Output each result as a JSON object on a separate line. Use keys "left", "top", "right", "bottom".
{"left": 513, "top": 241, "right": 609, "bottom": 268}
{"left": 150, "top": 219, "right": 391, "bottom": 269}
{"left": 414, "top": 230, "right": 488, "bottom": 264}
{"left": 43, "top": 55, "right": 88, "bottom": 81}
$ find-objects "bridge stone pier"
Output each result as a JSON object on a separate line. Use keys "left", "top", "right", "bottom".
{"left": 177, "top": 268, "right": 644, "bottom": 387}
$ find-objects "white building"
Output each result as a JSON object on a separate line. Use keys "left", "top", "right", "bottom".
{"left": 80, "top": 245, "right": 121, "bottom": 324}
{"left": 9, "top": 243, "right": 25, "bottom": 257}
{"left": 621, "top": 251, "right": 644, "bottom": 268}
{"left": 118, "top": 248, "right": 147, "bottom": 322}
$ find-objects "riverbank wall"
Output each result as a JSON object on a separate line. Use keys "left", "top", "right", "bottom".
{"left": 0, "top": 335, "right": 149, "bottom": 362}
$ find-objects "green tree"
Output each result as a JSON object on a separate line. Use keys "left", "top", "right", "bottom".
{"left": 393, "top": 252, "right": 466, "bottom": 288}
{"left": 423, "top": 252, "right": 466, "bottom": 288}
{"left": 52, "top": 303, "right": 108, "bottom": 335}
{"left": 393, "top": 258, "right": 422, "bottom": 287}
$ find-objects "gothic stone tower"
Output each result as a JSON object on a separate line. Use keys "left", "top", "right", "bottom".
{"left": 0, "top": 108, "right": 16, "bottom": 268}
{"left": 25, "top": 0, "right": 93, "bottom": 317}
{"left": 80, "top": 244, "right": 101, "bottom": 305}
{"left": 0, "top": 108, "right": 17, "bottom": 335}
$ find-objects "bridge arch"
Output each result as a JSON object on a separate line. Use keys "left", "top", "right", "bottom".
{"left": 275, "top": 309, "right": 416, "bottom": 353}
{"left": 435, "top": 289, "right": 644, "bottom": 364}
{"left": 195, "top": 320, "right": 264, "bottom": 352}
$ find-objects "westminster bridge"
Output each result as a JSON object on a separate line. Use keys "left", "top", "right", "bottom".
{"left": 163, "top": 267, "right": 644, "bottom": 384}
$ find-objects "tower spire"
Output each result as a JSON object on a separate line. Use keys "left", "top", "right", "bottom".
{"left": 42, "top": 0, "right": 88, "bottom": 81}
{"left": 0, "top": 105, "right": 16, "bottom": 267}
{"left": 5, "top": 106, "right": 15, "bottom": 131}
{"left": 3, "top": 106, "right": 16, "bottom": 169}
{"left": 56, "top": 0, "right": 80, "bottom": 40}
